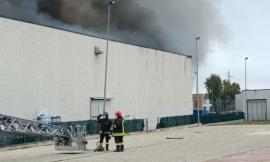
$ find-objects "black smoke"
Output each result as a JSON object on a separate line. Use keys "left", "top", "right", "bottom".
{"left": 37, "top": 0, "right": 162, "bottom": 48}
{"left": 0, "top": 0, "right": 229, "bottom": 61}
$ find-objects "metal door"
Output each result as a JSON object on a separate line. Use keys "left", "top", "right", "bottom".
{"left": 247, "top": 100, "right": 267, "bottom": 121}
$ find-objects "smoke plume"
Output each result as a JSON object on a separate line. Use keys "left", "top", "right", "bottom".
{"left": 0, "top": 0, "right": 229, "bottom": 61}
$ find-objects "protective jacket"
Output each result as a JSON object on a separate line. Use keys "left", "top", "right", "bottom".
{"left": 97, "top": 115, "right": 112, "bottom": 134}
{"left": 112, "top": 117, "right": 125, "bottom": 137}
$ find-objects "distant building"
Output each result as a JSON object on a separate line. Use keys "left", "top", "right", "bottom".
{"left": 193, "top": 94, "right": 212, "bottom": 112}
{"left": 236, "top": 89, "right": 270, "bottom": 121}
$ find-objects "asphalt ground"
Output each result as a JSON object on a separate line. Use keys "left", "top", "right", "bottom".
{"left": 1, "top": 124, "right": 270, "bottom": 162}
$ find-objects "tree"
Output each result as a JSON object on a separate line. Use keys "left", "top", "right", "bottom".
{"left": 222, "top": 80, "right": 241, "bottom": 101}
{"left": 205, "top": 74, "right": 241, "bottom": 113}
{"left": 221, "top": 80, "right": 241, "bottom": 112}
{"left": 204, "top": 74, "right": 222, "bottom": 112}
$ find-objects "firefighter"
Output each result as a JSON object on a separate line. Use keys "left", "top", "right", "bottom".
{"left": 95, "top": 112, "right": 112, "bottom": 151}
{"left": 112, "top": 111, "right": 125, "bottom": 152}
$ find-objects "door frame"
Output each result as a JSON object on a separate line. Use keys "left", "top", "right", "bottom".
{"left": 89, "top": 97, "right": 112, "bottom": 120}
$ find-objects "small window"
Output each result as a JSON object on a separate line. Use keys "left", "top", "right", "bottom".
{"left": 90, "top": 98, "right": 111, "bottom": 119}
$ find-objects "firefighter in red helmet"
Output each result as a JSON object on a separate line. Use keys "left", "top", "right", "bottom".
{"left": 112, "top": 111, "right": 125, "bottom": 152}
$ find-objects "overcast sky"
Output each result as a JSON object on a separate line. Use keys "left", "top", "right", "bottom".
{"left": 198, "top": 0, "right": 270, "bottom": 93}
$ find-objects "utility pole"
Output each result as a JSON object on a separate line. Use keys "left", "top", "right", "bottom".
{"left": 195, "top": 36, "right": 200, "bottom": 125}
{"left": 103, "top": 0, "right": 116, "bottom": 113}
{"left": 212, "top": 81, "right": 214, "bottom": 112}
{"left": 227, "top": 70, "right": 231, "bottom": 82}
{"left": 244, "top": 57, "right": 248, "bottom": 121}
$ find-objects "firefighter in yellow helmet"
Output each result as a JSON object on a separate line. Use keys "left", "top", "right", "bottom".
{"left": 112, "top": 111, "right": 125, "bottom": 152}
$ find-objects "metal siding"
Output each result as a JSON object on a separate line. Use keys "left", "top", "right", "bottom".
{"left": 247, "top": 100, "right": 267, "bottom": 121}
{"left": 0, "top": 17, "right": 192, "bottom": 127}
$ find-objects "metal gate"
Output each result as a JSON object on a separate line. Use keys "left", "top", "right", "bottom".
{"left": 247, "top": 99, "right": 267, "bottom": 121}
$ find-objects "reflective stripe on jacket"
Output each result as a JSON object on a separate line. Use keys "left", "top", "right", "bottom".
{"left": 112, "top": 117, "right": 125, "bottom": 137}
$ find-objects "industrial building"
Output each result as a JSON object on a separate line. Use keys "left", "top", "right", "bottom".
{"left": 0, "top": 17, "right": 193, "bottom": 129}
{"left": 236, "top": 89, "right": 270, "bottom": 121}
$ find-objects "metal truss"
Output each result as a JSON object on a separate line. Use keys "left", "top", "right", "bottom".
{"left": 0, "top": 114, "right": 87, "bottom": 151}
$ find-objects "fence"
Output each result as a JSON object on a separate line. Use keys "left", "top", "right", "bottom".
{"left": 213, "top": 99, "right": 236, "bottom": 113}
{"left": 0, "top": 133, "right": 52, "bottom": 147}
{"left": 0, "top": 119, "right": 144, "bottom": 147}
{"left": 157, "top": 112, "right": 244, "bottom": 128}
{"left": 61, "top": 119, "right": 144, "bottom": 134}
{"left": 200, "top": 112, "right": 244, "bottom": 124}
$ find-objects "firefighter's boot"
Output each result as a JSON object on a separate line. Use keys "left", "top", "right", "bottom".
{"left": 120, "top": 145, "right": 124, "bottom": 152}
{"left": 106, "top": 144, "right": 109, "bottom": 151}
{"left": 114, "top": 145, "right": 121, "bottom": 152}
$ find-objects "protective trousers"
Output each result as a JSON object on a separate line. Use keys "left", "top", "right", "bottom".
{"left": 114, "top": 136, "right": 124, "bottom": 152}
{"left": 100, "top": 133, "right": 110, "bottom": 151}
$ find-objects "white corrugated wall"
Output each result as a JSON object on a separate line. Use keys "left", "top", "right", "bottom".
{"left": 0, "top": 17, "right": 192, "bottom": 129}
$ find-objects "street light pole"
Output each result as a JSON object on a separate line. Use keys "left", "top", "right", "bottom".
{"left": 103, "top": 0, "right": 115, "bottom": 113}
{"left": 212, "top": 83, "right": 214, "bottom": 112}
{"left": 196, "top": 36, "right": 200, "bottom": 125}
{"left": 219, "top": 88, "right": 222, "bottom": 113}
{"left": 244, "top": 57, "right": 248, "bottom": 121}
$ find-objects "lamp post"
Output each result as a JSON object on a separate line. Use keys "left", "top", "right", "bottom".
{"left": 195, "top": 36, "right": 200, "bottom": 125}
{"left": 212, "top": 82, "right": 214, "bottom": 112}
{"left": 244, "top": 57, "right": 248, "bottom": 121}
{"left": 103, "top": 0, "right": 115, "bottom": 113}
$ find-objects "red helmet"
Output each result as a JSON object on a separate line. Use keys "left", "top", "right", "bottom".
{"left": 115, "top": 111, "right": 122, "bottom": 118}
